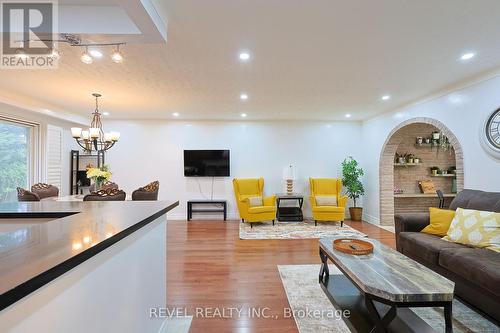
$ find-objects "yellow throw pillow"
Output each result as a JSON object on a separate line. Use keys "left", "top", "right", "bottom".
{"left": 443, "top": 208, "right": 500, "bottom": 252}
{"left": 421, "top": 208, "right": 455, "bottom": 237}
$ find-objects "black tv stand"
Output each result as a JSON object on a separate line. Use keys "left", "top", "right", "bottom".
{"left": 187, "top": 200, "right": 227, "bottom": 221}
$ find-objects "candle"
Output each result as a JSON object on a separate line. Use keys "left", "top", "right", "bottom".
{"left": 81, "top": 130, "right": 90, "bottom": 140}
{"left": 89, "top": 127, "right": 100, "bottom": 138}
{"left": 71, "top": 127, "right": 82, "bottom": 138}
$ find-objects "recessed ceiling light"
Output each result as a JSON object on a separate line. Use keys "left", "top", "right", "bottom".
{"left": 345, "top": 114, "right": 352, "bottom": 118}
{"left": 381, "top": 95, "right": 391, "bottom": 101}
{"left": 102, "top": 112, "right": 110, "bottom": 116}
{"left": 241, "top": 113, "right": 247, "bottom": 118}
{"left": 240, "top": 93, "right": 248, "bottom": 100}
{"left": 172, "top": 112, "right": 180, "bottom": 117}
{"left": 89, "top": 49, "right": 103, "bottom": 58}
{"left": 239, "top": 52, "right": 250, "bottom": 61}
{"left": 460, "top": 52, "right": 475, "bottom": 61}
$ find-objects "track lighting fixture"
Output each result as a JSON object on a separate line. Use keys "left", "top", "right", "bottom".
{"left": 15, "top": 48, "right": 28, "bottom": 59}
{"left": 80, "top": 47, "right": 93, "bottom": 64}
{"left": 111, "top": 45, "right": 124, "bottom": 63}
{"left": 17, "top": 35, "right": 126, "bottom": 64}
{"left": 48, "top": 48, "right": 60, "bottom": 59}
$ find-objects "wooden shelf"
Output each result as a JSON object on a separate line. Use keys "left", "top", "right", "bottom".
{"left": 394, "top": 163, "right": 422, "bottom": 167}
{"left": 394, "top": 193, "right": 456, "bottom": 198}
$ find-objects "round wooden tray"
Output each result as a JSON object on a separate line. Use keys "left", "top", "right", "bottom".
{"left": 333, "top": 238, "right": 374, "bottom": 255}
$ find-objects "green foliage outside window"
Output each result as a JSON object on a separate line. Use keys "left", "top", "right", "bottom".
{"left": 0, "top": 122, "right": 29, "bottom": 202}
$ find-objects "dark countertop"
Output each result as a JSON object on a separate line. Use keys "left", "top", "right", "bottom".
{"left": 0, "top": 200, "right": 178, "bottom": 311}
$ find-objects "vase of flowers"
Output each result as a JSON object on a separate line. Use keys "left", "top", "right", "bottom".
{"left": 86, "top": 165, "right": 112, "bottom": 192}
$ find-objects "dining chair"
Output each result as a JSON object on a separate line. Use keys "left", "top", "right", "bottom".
{"left": 83, "top": 188, "right": 126, "bottom": 201}
{"left": 17, "top": 187, "right": 41, "bottom": 202}
{"left": 131, "top": 181, "right": 159, "bottom": 201}
{"left": 31, "top": 183, "right": 59, "bottom": 199}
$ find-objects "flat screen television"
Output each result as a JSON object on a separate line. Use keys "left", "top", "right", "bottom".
{"left": 184, "top": 150, "right": 230, "bottom": 177}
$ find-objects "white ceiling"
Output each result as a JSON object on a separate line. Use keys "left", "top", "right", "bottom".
{"left": 2, "top": 0, "right": 500, "bottom": 121}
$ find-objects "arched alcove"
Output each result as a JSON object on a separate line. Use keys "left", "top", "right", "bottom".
{"left": 379, "top": 118, "right": 464, "bottom": 226}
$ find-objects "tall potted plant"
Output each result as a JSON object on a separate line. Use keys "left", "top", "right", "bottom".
{"left": 341, "top": 157, "right": 365, "bottom": 221}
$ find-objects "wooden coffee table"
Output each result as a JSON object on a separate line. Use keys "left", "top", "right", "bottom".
{"left": 319, "top": 237, "right": 455, "bottom": 333}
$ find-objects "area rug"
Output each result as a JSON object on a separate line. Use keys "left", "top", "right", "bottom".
{"left": 239, "top": 220, "right": 366, "bottom": 240}
{"left": 160, "top": 316, "right": 192, "bottom": 333}
{"left": 278, "top": 264, "right": 499, "bottom": 333}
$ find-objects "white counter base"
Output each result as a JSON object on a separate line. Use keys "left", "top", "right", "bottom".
{"left": 0, "top": 216, "right": 167, "bottom": 333}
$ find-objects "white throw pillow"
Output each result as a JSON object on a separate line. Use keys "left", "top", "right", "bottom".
{"left": 248, "top": 196, "right": 263, "bottom": 207}
{"left": 315, "top": 196, "right": 337, "bottom": 206}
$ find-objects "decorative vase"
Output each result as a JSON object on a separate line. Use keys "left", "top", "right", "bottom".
{"left": 94, "top": 179, "right": 103, "bottom": 192}
{"left": 349, "top": 207, "right": 363, "bottom": 221}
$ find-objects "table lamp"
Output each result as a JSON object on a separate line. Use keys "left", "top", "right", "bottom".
{"left": 283, "top": 164, "right": 297, "bottom": 194}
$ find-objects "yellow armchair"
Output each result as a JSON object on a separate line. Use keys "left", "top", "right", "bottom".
{"left": 309, "top": 178, "right": 347, "bottom": 226}
{"left": 233, "top": 178, "right": 277, "bottom": 228}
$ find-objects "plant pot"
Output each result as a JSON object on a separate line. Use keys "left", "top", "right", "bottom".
{"left": 349, "top": 207, "right": 363, "bottom": 221}
{"left": 432, "top": 170, "right": 438, "bottom": 176}
{"left": 414, "top": 158, "right": 420, "bottom": 164}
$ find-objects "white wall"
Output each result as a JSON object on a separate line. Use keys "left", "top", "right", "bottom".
{"left": 361, "top": 75, "right": 500, "bottom": 224}
{"left": 105, "top": 121, "right": 363, "bottom": 219}
{"left": 0, "top": 103, "right": 80, "bottom": 196}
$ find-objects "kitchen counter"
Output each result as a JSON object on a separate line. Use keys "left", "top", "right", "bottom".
{"left": 0, "top": 200, "right": 178, "bottom": 332}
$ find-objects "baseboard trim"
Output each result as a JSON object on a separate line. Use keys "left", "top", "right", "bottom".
{"left": 362, "top": 212, "right": 380, "bottom": 225}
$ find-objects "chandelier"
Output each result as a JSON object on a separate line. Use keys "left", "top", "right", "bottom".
{"left": 71, "top": 93, "right": 120, "bottom": 152}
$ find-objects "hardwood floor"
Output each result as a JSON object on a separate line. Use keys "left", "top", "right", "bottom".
{"left": 167, "top": 219, "right": 396, "bottom": 333}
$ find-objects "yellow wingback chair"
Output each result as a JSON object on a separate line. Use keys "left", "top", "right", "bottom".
{"left": 233, "top": 178, "right": 276, "bottom": 228}
{"left": 309, "top": 178, "right": 347, "bottom": 226}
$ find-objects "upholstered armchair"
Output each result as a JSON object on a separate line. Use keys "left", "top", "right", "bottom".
{"left": 17, "top": 187, "right": 40, "bottom": 202}
{"left": 233, "top": 178, "right": 276, "bottom": 228}
{"left": 309, "top": 178, "right": 347, "bottom": 226}
{"left": 31, "top": 183, "right": 59, "bottom": 199}
{"left": 132, "top": 181, "right": 159, "bottom": 201}
{"left": 83, "top": 188, "right": 126, "bottom": 201}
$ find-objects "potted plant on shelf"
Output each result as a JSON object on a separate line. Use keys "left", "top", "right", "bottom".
{"left": 341, "top": 157, "right": 365, "bottom": 221}
{"left": 395, "top": 153, "right": 405, "bottom": 165}
{"left": 414, "top": 156, "right": 421, "bottom": 164}
{"left": 406, "top": 153, "right": 415, "bottom": 164}
{"left": 448, "top": 166, "right": 456, "bottom": 174}
{"left": 430, "top": 166, "right": 440, "bottom": 176}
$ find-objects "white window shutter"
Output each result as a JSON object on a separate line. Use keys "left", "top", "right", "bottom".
{"left": 46, "top": 125, "right": 63, "bottom": 189}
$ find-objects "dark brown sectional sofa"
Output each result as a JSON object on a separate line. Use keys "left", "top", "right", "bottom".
{"left": 395, "top": 189, "right": 500, "bottom": 322}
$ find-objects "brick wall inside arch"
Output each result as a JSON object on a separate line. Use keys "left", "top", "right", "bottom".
{"left": 379, "top": 118, "right": 464, "bottom": 226}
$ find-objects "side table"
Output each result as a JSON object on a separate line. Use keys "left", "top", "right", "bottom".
{"left": 276, "top": 193, "right": 303, "bottom": 222}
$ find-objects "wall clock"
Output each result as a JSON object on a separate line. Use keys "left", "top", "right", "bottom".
{"left": 480, "top": 108, "right": 500, "bottom": 159}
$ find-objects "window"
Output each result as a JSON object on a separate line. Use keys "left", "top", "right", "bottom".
{"left": 0, "top": 118, "right": 37, "bottom": 202}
